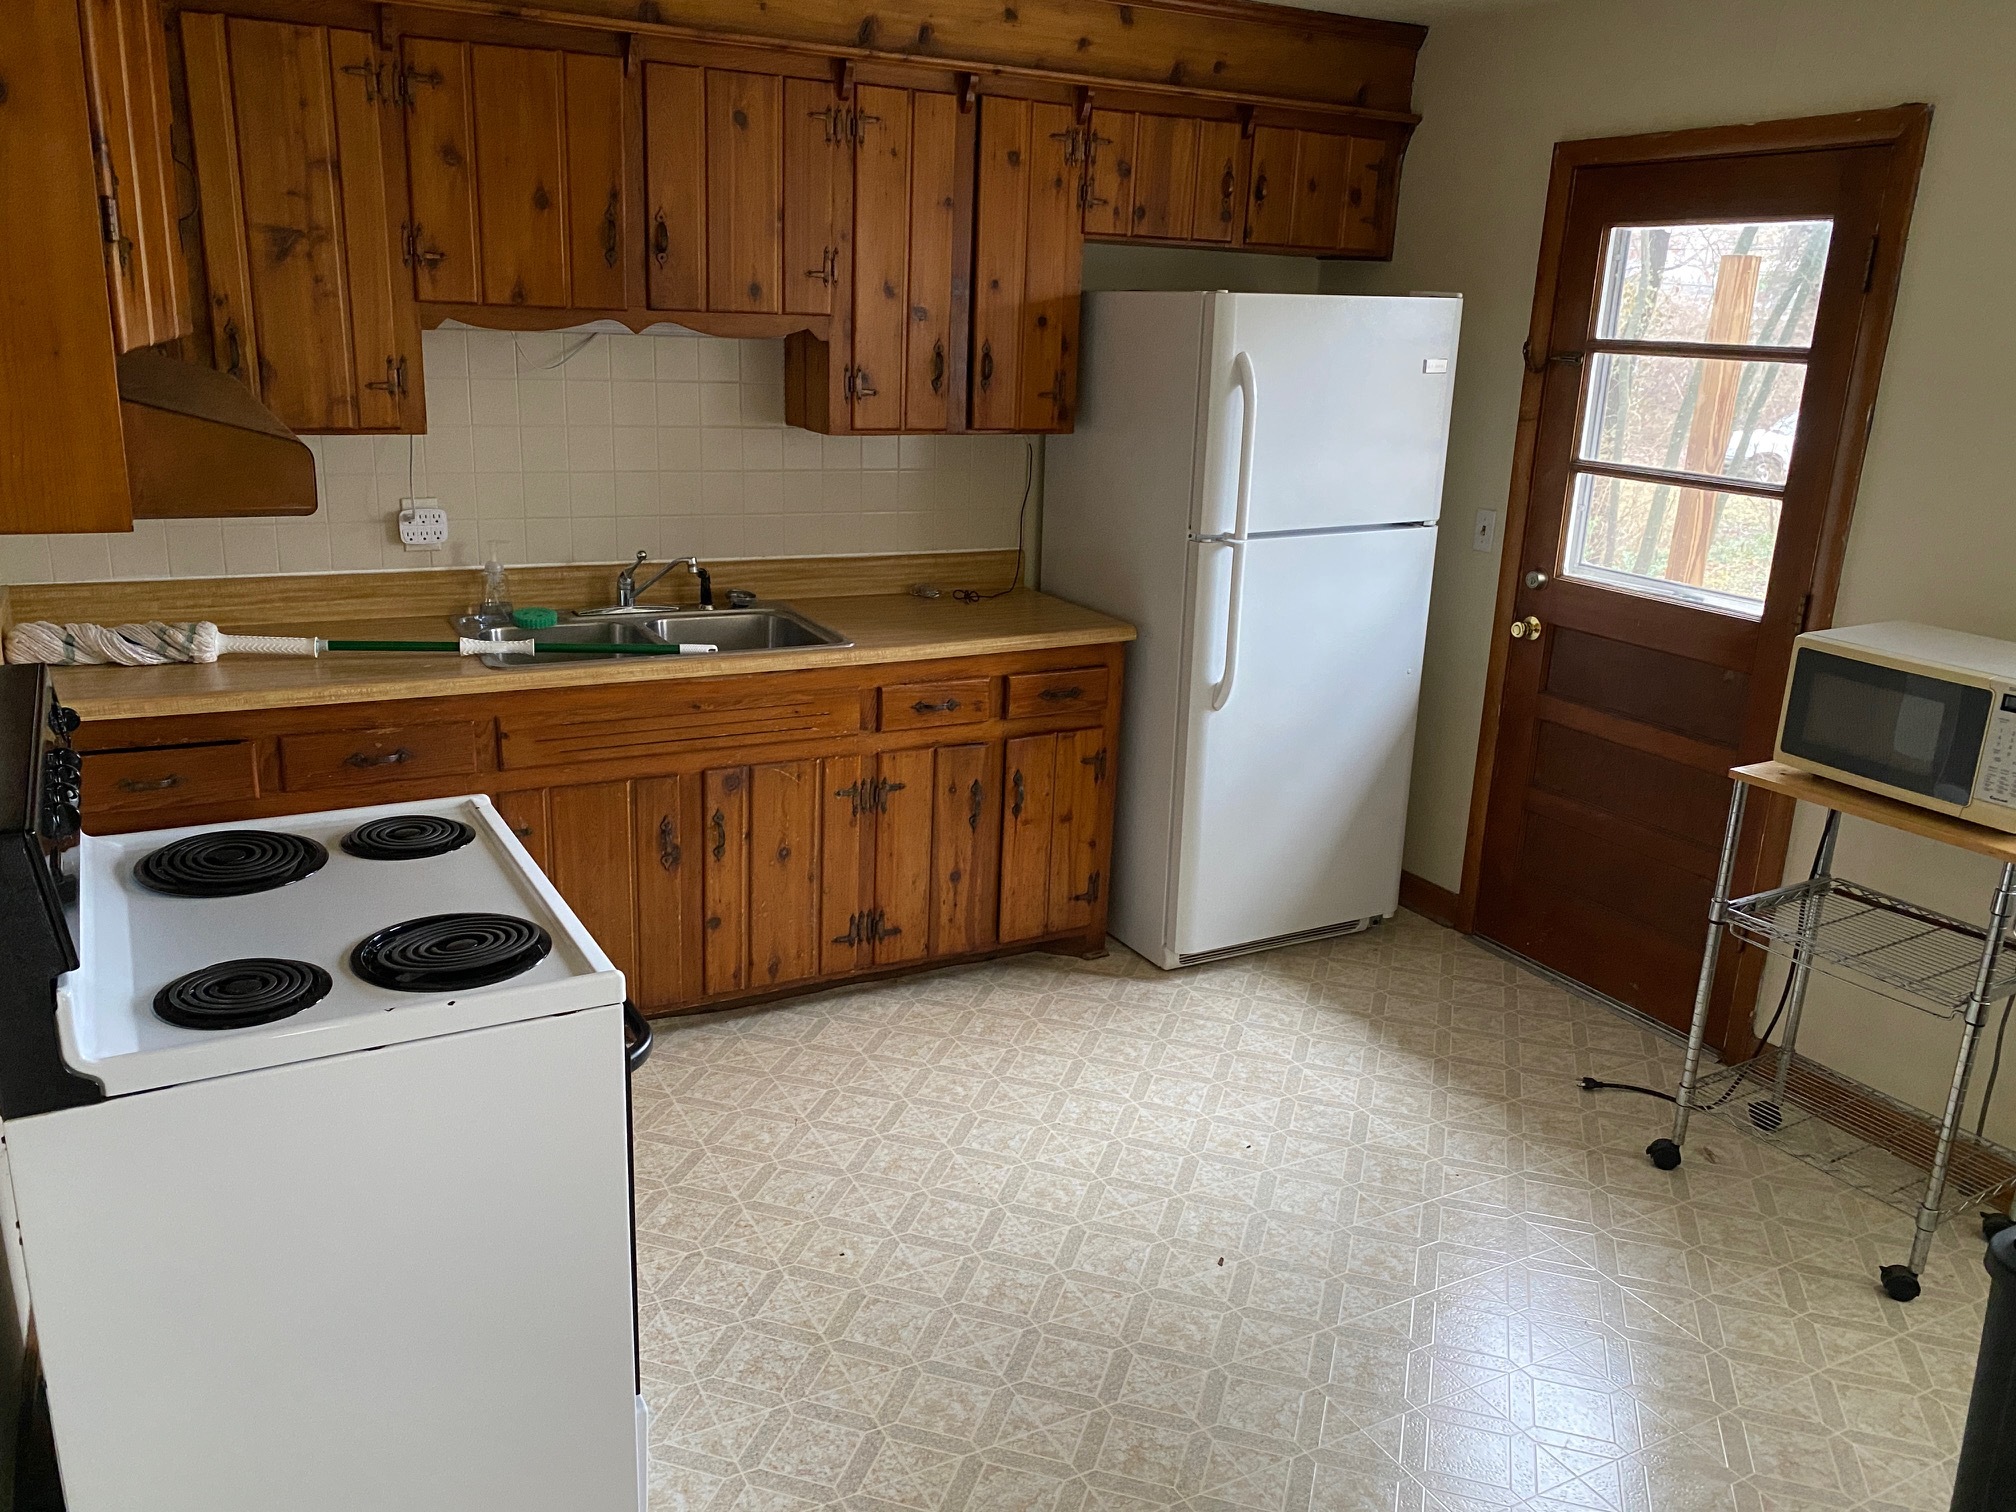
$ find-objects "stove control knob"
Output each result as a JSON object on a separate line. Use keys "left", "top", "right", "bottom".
{"left": 46, "top": 703, "right": 80, "bottom": 738}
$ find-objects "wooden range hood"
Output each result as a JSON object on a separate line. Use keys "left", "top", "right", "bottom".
{"left": 115, "top": 351, "right": 317, "bottom": 520}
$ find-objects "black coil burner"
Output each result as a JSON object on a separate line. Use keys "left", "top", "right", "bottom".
{"left": 350, "top": 913, "right": 551, "bottom": 993}
{"left": 154, "top": 958, "right": 333, "bottom": 1029}
{"left": 340, "top": 815, "right": 476, "bottom": 862}
{"left": 135, "top": 831, "right": 328, "bottom": 898}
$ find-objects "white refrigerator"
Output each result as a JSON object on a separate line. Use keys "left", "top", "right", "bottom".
{"left": 1042, "top": 291, "right": 1460, "bottom": 968}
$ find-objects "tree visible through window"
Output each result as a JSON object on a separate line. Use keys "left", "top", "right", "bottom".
{"left": 1563, "top": 219, "right": 1832, "bottom": 615}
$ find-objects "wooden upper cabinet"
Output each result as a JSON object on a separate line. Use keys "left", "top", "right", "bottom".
{"left": 77, "top": 0, "right": 191, "bottom": 352}
{"left": 1086, "top": 109, "right": 1227, "bottom": 245}
{"left": 0, "top": 0, "right": 132, "bottom": 534}
{"left": 782, "top": 77, "right": 847, "bottom": 319}
{"left": 401, "top": 38, "right": 631, "bottom": 310}
{"left": 1244, "top": 124, "right": 1394, "bottom": 255}
{"left": 182, "top": 13, "right": 422, "bottom": 433}
{"left": 706, "top": 70, "right": 783, "bottom": 314}
{"left": 970, "top": 96, "right": 1081, "bottom": 434}
{"left": 642, "top": 62, "right": 705, "bottom": 312}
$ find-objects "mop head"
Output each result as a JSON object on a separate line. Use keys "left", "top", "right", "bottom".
{"left": 4, "top": 622, "right": 317, "bottom": 666}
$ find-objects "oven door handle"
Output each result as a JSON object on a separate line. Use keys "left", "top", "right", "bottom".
{"left": 623, "top": 1002, "right": 653, "bottom": 1074}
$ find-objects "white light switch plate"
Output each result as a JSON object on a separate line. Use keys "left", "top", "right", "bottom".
{"left": 1472, "top": 509, "right": 1498, "bottom": 553}
{"left": 398, "top": 500, "right": 448, "bottom": 551}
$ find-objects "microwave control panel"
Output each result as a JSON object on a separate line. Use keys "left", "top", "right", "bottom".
{"left": 1979, "top": 688, "right": 2016, "bottom": 808}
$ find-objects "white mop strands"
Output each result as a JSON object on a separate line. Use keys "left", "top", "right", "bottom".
{"left": 4, "top": 621, "right": 323, "bottom": 666}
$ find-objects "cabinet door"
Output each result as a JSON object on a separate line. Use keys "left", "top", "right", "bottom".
{"left": 748, "top": 760, "right": 822, "bottom": 991}
{"left": 563, "top": 52, "right": 628, "bottom": 310}
{"left": 1082, "top": 109, "right": 1134, "bottom": 239}
{"left": 1192, "top": 120, "right": 1241, "bottom": 245}
{"left": 820, "top": 755, "right": 876, "bottom": 976}
{"left": 706, "top": 70, "right": 783, "bottom": 314}
{"left": 969, "top": 97, "right": 1028, "bottom": 432}
{"left": 1018, "top": 100, "right": 1083, "bottom": 432}
{"left": 183, "top": 16, "right": 418, "bottom": 432}
{"left": 903, "top": 92, "right": 960, "bottom": 433}
{"left": 848, "top": 85, "right": 909, "bottom": 431}
{"left": 0, "top": 0, "right": 131, "bottom": 533}
{"left": 999, "top": 734, "right": 1057, "bottom": 944}
{"left": 469, "top": 45, "right": 566, "bottom": 307}
{"left": 401, "top": 39, "right": 479, "bottom": 303}
{"left": 1129, "top": 114, "right": 1200, "bottom": 241}
{"left": 931, "top": 743, "right": 1000, "bottom": 957}
{"left": 1287, "top": 128, "right": 1354, "bottom": 251}
{"left": 633, "top": 775, "right": 702, "bottom": 1009}
{"left": 1243, "top": 125, "right": 1298, "bottom": 248}
{"left": 783, "top": 77, "right": 847, "bottom": 318}
{"left": 493, "top": 788, "right": 550, "bottom": 871}
{"left": 1337, "top": 134, "right": 1391, "bottom": 254}
{"left": 78, "top": 0, "right": 190, "bottom": 351}
{"left": 701, "top": 765, "right": 751, "bottom": 996}
{"left": 548, "top": 781, "right": 638, "bottom": 983}
{"left": 872, "top": 748, "right": 934, "bottom": 966}
{"left": 1047, "top": 729, "right": 1110, "bottom": 935}
{"left": 643, "top": 62, "right": 705, "bottom": 311}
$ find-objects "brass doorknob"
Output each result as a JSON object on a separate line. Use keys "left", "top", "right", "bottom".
{"left": 1508, "top": 615, "right": 1543, "bottom": 640}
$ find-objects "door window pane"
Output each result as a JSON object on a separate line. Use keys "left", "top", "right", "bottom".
{"left": 1595, "top": 220, "right": 1833, "bottom": 347}
{"left": 1564, "top": 472, "right": 1780, "bottom": 616}
{"left": 1580, "top": 352, "right": 1806, "bottom": 488}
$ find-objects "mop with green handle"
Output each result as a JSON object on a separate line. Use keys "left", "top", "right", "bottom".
{"left": 3, "top": 621, "right": 718, "bottom": 666}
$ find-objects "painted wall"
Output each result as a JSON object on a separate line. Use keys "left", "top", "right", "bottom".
{"left": 1324, "top": 0, "right": 2016, "bottom": 1139}
{"left": 0, "top": 325, "right": 1034, "bottom": 586}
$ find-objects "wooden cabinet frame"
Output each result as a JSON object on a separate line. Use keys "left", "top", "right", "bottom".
{"left": 71, "top": 643, "right": 1126, "bottom": 1016}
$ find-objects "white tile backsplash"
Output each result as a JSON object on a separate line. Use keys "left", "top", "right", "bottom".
{"left": 0, "top": 326, "right": 1036, "bottom": 585}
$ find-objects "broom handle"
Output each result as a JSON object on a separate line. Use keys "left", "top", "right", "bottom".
{"left": 321, "top": 638, "right": 714, "bottom": 657}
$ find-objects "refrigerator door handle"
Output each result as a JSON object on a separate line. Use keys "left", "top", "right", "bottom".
{"left": 1210, "top": 352, "right": 1259, "bottom": 712}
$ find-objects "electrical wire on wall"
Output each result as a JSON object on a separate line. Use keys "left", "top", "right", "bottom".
{"left": 952, "top": 440, "right": 1036, "bottom": 603}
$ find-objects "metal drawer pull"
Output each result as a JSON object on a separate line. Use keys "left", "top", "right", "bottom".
{"left": 710, "top": 807, "right": 727, "bottom": 861}
{"left": 116, "top": 774, "right": 181, "bottom": 793}
{"left": 1038, "top": 686, "right": 1083, "bottom": 702}
{"left": 967, "top": 778, "right": 985, "bottom": 830}
{"left": 1011, "top": 768, "right": 1025, "bottom": 819}
{"left": 658, "top": 815, "right": 680, "bottom": 871}
{"left": 344, "top": 747, "right": 412, "bottom": 769}
{"left": 511, "top": 823, "right": 535, "bottom": 839}
{"left": 912, "top": 697, "right": 961, "bottom": 714}
{"left": 1070, "top": 870, "right": 1102, "bottom": 905}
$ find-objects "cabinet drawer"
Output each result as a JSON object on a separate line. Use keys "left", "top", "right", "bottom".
{"left": 878, "top": 678, "right": 992, "bottom": 732}
{"left": 278, "top": 722, "right": 482, "bottom": 792}
{"left": 1005, "top": 666, "right": 1110, "bottom": 720}
{"left": 83, "top": 743, "right": 259, "bottom": 820}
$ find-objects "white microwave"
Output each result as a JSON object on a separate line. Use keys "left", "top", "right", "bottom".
{"left": 1777, "top": 622, "right": 2016, "bottom": 832}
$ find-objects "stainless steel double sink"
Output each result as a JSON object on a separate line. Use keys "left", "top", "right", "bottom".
{"left": 474, "top": 605, "right": 851, "bottom": 667}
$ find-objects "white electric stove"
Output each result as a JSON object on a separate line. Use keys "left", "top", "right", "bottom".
{"left": 0, "top": 791, "right": 648, "bottom": 1512}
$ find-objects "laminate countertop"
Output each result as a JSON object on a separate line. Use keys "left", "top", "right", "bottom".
{"left": 46, "top": 589, "right": 1134, "bottom": 723}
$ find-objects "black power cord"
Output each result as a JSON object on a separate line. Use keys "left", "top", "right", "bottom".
{"left": 951, "top": 441, "right": 1036, "bottom": 603}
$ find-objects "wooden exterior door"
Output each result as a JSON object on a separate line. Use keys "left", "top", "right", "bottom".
{"left": 1471, "top": 112, "right": 1929, "bottom": 1040}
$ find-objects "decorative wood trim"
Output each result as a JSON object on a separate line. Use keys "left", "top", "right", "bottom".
{"left": 415, "top": 302, "right": 831, "bottom": 339}
{"left": 1398, "top": 869, "right": 1462, "bottom": 929}
{"left": 1458, "top": 106, "right": 1933, "bottom": 1053}
{"left": 177, "top": 0, "right": 1422, "bottom": 120}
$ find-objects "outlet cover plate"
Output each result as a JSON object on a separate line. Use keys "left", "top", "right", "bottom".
{"left": 399, "top": 500, "right": 448, "bottom": 551}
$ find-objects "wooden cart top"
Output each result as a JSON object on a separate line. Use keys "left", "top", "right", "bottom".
{"left": 1733, "top": 761, "right": 2016, "bottom": 865}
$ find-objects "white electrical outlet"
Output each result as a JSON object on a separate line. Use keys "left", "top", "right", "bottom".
{"left": 398, "top": 499, "right": 448, "bottom": 551}
{"left": 1472, "top": 509, "right": 1499, "bottom": 554}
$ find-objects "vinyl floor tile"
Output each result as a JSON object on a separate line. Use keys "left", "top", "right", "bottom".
{"left": 632, "top": 913, "right": 1990, "bottom": 1510}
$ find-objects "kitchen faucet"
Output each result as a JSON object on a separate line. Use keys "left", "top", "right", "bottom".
{"left": 616, "top": 551, "right": 712, "bottom": 609}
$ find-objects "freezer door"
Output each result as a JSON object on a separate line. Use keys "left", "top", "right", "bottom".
{"left": 1171, "top": 525, "right": 1436, "bottom": 961}
{"left": 1196, "top": 294, "right": 1461, "bottom": 537}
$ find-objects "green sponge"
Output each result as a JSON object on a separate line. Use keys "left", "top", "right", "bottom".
{"left": 511, "top": 607, "right": 559, "bottom": 630}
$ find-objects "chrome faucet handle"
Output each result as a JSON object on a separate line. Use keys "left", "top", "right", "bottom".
{"left": 724, "top": 588, "right": 756, "bottom": 610}
{"left": 616, "top": 549, "right": 649, "bottom": 608}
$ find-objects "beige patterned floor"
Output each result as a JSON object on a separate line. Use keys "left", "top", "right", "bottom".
{"left": 629, "top": 911, "right": 1991, "bottom": 1512}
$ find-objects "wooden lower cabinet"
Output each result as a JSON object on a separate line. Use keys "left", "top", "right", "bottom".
{"left": 69, "top": 647, "right": 1124, "bottom": 1015}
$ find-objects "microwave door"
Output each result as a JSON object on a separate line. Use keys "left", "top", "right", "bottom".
{"left": 1780, "top": 647, "right": 1993, "bottom": 807}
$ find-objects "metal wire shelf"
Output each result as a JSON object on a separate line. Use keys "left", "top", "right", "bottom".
{"left": 1687, "top": 1055, "right": 2016, "bottom": 1220}
{"left": 1723, "top": 874, "right": 2016, "bottom": 1017}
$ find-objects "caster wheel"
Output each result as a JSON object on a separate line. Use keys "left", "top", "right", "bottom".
{"left": 1879, "top": 1265, "right": 1921, "bottom": 1302}
{"left": 1984, "top": 1212, "right": 2015, "bottom": 1241}
{"left": 1748, "top": 1101, "right": 1783, "bottom": 1133}
{"left": 1646, "top": 1138, "right": 1682, "bottom": 1171}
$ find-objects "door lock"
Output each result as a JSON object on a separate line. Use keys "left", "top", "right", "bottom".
{"left": 1524, "top": 570, "right": 1549, "bottom": 589}
{"left": 1508, "top": 615, "right": 1543, "bottom": 641}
